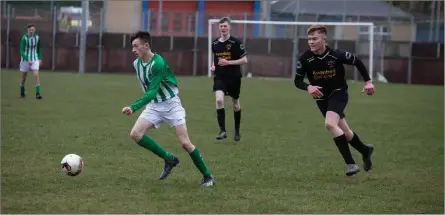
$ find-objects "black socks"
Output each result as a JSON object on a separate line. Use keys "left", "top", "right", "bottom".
{"left": 216, "top": 108, "right": 226, "bottom": 132}
{"left": 334, "top": 134, "right": 355, "bottom": 164}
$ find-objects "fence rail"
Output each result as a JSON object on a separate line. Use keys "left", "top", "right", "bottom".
{"left": 2, "top": 3, "right": 443, "bottom": 40}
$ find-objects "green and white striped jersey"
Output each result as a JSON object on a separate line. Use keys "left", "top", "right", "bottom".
{"left": 129, "top": 54, "right": 179, "bottom": 112}
{"left": 20, "top": 34, "right": 41, "bottom": 62}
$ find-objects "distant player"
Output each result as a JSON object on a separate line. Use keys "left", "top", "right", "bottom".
{"left": 211, "top": 17, "right": 248, "bottom": 142}
{"left": 19, "top": 24, "right": 42, "bottom": 99}
{"left": 122, "top": 31, "right": 215, "bottom": 187}
{"left": 294, "top": 25, "right": 375, "bottom": 176}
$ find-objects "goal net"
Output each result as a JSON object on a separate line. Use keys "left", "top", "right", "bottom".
{"left": 208, "top": 19, "right": 387, "bottom": 83}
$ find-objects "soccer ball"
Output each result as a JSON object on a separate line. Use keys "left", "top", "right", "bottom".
{"left": 60, "top": 154, "right": 83, "bottom": 176}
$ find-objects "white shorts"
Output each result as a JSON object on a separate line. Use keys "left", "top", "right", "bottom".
{"left": 139, "top": 96, "right": 186, "bottom": 129}
{"left": 20, "top": 61, "right": 40, "bottom": 72}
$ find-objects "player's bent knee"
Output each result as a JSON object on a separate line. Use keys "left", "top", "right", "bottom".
{"left": 129, "top": 129, "right": 143, "bottom": 142}
{"left": 324, "top": 121, "right": 338, "bottom": 130}
{"left": 232, "top": 100, "right": 240, "bottom": 111}
{"left": 233, "top": 103, "right": 240, "bottom": 111}
{"left": 130, "top": 118, "right": 154, "bottom": 142}
{"left": 324, "top": 118, "right": 339, "bottom": 131}
{"left": 215, "top": 97, "right": 224, "bottom": 108}
{"left": 325, "top": 111, "right": 340, "bottom": 126}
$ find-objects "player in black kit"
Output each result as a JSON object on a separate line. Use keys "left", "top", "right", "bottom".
{"left": 211, "top": 17, "right": 248, "bottom": 142}
{"left": 294, "top": 25, "right": 375, "bottom": 176}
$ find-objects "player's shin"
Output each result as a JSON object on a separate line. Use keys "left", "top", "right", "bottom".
{"left": 136, "top": 135, "right": 175, "bottom": 161}
{"left": 20, "top": 73, "right": 27, "bottom": 96}
{"left": 233, "top": 100, "right": 241, "bottom": 134}
{"left": 215, "top": 91, "right": 226, "bottom": 132}
{"left": 234, "top": 109, "right": 241, "bottom": 133}
{"left": 325, "top": 113, "right": 355, "bottom": 164}
{"left": 349, "top": 132, "right": 370, "bottom": 156}
{"left": 33, "top": 71, "right": 40, "bottom": 94}
{"left": 20, "top": 85, "right": 25, "bottom": 96}
{"left": 216, "top": 108, "right": 226, "bottom": 132}
{"left": 175, "top": 124, "right": 211, "bottom": 177}
{"left": 189, "top": 147, "right": 212, "bottom": 177}
{"left": 333, "top": 134, "right": 356, "bottom": 165}
{"left": 35, "top": 85, "right": 40, "bottom": 95}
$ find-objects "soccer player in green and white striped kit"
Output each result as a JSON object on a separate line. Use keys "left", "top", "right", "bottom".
{"left": 19, "top": 24, "right": 42, "bottom": 99}
{"left": 121, "top": 31, "right": 215, "bottom": 187}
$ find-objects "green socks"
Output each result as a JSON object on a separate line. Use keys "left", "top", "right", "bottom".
{"left": 137, "top": 135, "right": 211, "bottom": 178}
{"left": 137, "top": 135, "right": 174, "bottom": 161}
{"left": 189, "top": 147, "right": 211, "bottom": 177}
{"left": 20, "top": 85, "right": 40, "bottom": 95}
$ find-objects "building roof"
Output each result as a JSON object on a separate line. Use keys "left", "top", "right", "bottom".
{"left": 271, "top": 0, "right": 413, "bottom": 19}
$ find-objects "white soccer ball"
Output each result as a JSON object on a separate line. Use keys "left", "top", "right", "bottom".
{"left": 60, "top": 154, "right": 84, "bottom": 176}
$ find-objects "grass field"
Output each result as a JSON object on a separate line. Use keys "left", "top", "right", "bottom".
{"left": 1, "top": 69, "right": 444, "bottom": 213}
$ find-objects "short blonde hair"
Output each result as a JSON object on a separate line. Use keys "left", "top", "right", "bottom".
{"left": 219, "top": 17, "right": 231, "bottom": 25}
{"left": 307, "top": 25, "right": 327, "bottom": 35}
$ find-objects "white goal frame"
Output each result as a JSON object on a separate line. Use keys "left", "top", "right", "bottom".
{"left": 208, "top": 19, "right": 375, "bottom": 79}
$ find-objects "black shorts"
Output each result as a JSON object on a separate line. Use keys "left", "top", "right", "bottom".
{"left": 315, "top": 89, "right": 348, "bottom": 118}
{"left": 213, "top": 77, "right": 241, "bottom": 99}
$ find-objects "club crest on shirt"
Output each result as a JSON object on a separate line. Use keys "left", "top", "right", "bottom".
{"left": 225, "top": 44, "right": 232, "bottom": 51}
{"left": 327, "top": 60, "right": 336, "bottom": 69}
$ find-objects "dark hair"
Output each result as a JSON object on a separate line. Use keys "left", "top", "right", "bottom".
{"left": 130, "top": 31, "right": 152, "bottom": 47}
{"left": 27, "top": 24, "right": 35, "bottom": 29}
{"left": 307, "top": 25, "right": 327, "bottom": 35}
{"left": 219, "top": 17, "right": 231, "bottom": 25}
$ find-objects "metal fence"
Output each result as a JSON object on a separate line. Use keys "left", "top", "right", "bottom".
{"left": 2, "top": 3, "right": 443, "bottom": 39}
{"left": 138, "top": 10, "right": 444, "bottom": 41}
{"left": 1, "top": 4, "right": 443, "bottom": 84}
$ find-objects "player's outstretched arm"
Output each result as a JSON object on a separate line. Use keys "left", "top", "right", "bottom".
{"left": 337, "top": 49, "right": 374, "bottom": 95}
{"left": 337, "top": 49, "right": 371, "bottom": 82}
{"left": 19, "top": 36, "right": 27, "bottom": 61}
{"left": 129, "top": 64, "right": 164, "bottom": 112}
{"left": 352, "top": 58, "right": 371, "bottom": 82}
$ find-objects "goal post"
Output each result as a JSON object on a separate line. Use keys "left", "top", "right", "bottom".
{"left": 207, "top": 19, "right": 376, "bottom": 81}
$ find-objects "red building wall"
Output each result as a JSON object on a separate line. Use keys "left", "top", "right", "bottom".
{"left": 147, "top": 1, "right": 196, "bottom": 36}
{"left": 147, "top": 1, "right": 254, "bottom": 36}
{"left": 149, "top": 1, "right": 196, "bottom": 12}
{"left": 204, "top": 1, "right": 253, "bottom": 14}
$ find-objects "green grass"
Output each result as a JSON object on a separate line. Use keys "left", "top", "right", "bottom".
{"left": 1, "top": 70, "right": 444, "bottom": 213}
